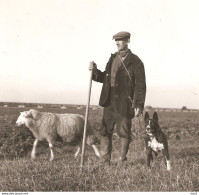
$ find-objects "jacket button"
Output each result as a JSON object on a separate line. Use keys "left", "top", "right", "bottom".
{"left": 115, "top": 94, "right": 118, "bottom": 98}
{"left": 106, "top": 74, "right": 109, "bottom": 76}
{"left": 115, "top": 83, "right": 118, "bottom": 86}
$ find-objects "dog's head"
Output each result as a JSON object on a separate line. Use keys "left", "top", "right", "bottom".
{"left": 144, "top": 112, "right": 160, "bottom": 136}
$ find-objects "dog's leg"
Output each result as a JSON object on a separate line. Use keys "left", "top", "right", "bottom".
{"left": 145, "top": 138, "right": 152, "bottom": 169}
{"left": 162, "top": 148, "right": 171, "bottom": 171}
{"left": 154, "top": 151, "right": 158, "bottom": 157}
{"left": 146, "top": 148, "right": 153, "bottom": 169}
{"left": 165, "top": 149, "right": 171, "bottom": 171}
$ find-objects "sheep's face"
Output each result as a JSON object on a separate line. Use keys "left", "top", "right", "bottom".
{"left": 16, "top": 111, "right": 31, "bottom": 127}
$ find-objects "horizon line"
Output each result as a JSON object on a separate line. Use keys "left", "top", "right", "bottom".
{"left": 0, "top": 101, "right": 198, "bottom": 110}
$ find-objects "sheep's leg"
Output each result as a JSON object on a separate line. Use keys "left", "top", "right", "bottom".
{"left": 92, "top": 144, "right": 100, "bottom": 157}
{"left": 49, "top": 143, "right": 54, "bottom": 161}
{"left": 31, "top": 139, "right": 38, "bottom": 160}
{"left": 74, "top": 146, "right": 81, "bottom": 158}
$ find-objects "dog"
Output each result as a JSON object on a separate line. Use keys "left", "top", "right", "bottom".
{"left": 144, "top": 112, "right": 171, "bottom": 171}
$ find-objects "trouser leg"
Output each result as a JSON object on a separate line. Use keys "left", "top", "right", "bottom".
{"left": 119, "top": 137, "right": 130, "bottom": 161}
{"left": 116, "top": 114, "right": 132, "bottom": 162}
{"left": 99, "top": 105, "right": 115, "bottom": 164}
{"left": 99, "top": 135, "right": 112, "bottom": 164}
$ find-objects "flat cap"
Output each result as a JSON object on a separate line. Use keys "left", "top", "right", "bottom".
{"left": 113, "top": 31, "right": 131, "bottom": 40}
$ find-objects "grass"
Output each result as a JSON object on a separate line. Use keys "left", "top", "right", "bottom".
{"left": 0, "top": 106, "right": 199, "bottom": 191}
{"left": 0, "top": 137, "right": 199, "bottom": 191}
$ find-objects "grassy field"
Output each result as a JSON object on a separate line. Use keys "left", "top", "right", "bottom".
{"left": 0, "top": 106, "right": 199, "bottom": 191}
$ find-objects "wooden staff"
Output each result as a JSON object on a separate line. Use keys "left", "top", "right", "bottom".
{"left": 80, "top": 68, "right": 93, "bottom": 171}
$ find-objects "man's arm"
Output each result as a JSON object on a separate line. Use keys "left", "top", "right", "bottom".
{"left": 89, "top": 61, "right": 105, "bottom": 83}
{"left": 132, "top": 61, "right": 146, "bottom": 116}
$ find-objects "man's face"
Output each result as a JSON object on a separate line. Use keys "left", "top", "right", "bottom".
{"left": 115, "top": 39, "right": 129, "bottom": 51}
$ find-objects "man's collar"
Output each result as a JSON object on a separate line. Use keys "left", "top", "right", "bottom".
{"left": 118, "top": 49, "right": 130, "bottom": 57}
{"left": 112, "top": 49, "right": 132, "bottom": 57}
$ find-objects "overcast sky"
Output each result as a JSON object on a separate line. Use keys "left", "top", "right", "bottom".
{"left": 0, "top": 0, "right": 199, "bottom": 109}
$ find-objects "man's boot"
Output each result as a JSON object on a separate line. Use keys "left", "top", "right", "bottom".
{"left": 119, "top": 137, "right": 130, "bottom": 163}
{"left": 99, "top": 135, "right": 112, "bottom": 165}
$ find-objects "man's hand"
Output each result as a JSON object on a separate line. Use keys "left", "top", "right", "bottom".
{"left": 134, "top": 108, "right": 142, "bottom": 117}
{"left": 89, "top": 61, "right": 97, "bottom": 71}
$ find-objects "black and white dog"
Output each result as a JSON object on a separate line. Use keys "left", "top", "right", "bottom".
{"left": 144, "top": 112, "right": 171, "bottom": 171}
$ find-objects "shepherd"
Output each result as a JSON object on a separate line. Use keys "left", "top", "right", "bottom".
{"left": 89, "top": 31, "right": 146, "bottom": 165}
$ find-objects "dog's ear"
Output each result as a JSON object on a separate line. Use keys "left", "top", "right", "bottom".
{"left": 153, "top": 112, "right": 158, "bottom": 122}
{"left": 144, "top": 112, "right": 150, "bottom": 121}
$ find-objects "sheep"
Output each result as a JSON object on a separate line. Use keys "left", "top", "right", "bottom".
{"left": 16, "top": 109, "right": 100, "bottom": 161}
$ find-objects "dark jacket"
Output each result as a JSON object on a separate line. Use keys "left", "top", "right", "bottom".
{"left": 92, "top": 50, "right": 146, "bottom": 117}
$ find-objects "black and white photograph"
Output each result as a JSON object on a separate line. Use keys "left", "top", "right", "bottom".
{"left": 0, "top": 0, "right": 199, "bottom": 193}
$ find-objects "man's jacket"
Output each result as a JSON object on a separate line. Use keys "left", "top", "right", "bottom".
{"left": 92, "top": 50, "right": 146, "bottom": 117}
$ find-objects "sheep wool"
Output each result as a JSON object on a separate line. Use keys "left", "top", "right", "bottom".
{"left": 16, "top": 109, "right": 100, "bottom": 161}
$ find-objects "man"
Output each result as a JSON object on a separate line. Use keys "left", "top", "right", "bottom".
{"left": 89, "top": 31, "right": 146, "bottom": 165}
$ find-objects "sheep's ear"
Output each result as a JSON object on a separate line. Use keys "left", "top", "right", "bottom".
{"left": 29, "top": 109, "right": 40, "bottom": 120}
{"left": 144, "top": 112, "right": 149, "bottom": 121}
{"left": 25, "top": 111, "right": 32, "bottom": 118}
{"left": 153, "top": 112, "right": 158, "bottom": 122}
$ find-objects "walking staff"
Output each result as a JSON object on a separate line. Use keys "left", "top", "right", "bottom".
{"left": 80, "top": 68, "right": 93, "bottom": 171}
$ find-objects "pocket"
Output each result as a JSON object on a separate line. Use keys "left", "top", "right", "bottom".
{"left": 104, "top": 73, "right": 109, "bottom": 84}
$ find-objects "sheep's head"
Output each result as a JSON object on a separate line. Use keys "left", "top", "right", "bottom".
{"left": 16, "top": 111, "right": 32, "bottom": 127}
{"left": 16, "top": 109, "right": 40, "bottom": 127}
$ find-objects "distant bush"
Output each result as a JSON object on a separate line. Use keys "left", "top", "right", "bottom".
{"left": 0, "top": 116, "right": 34, "bottom": 159}
{"left": 145, "top": 105, "right": 152, "bottom": 109}
{"left": 182, "top": 106, "right": 188, "bottom": 111}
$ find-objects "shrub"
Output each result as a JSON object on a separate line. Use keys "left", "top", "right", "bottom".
{"left": 0, "top": 116, "right": 34, "bottom": 159}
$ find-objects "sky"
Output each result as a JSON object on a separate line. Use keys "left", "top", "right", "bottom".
{"left": 0, "top": 0, "right": 199, "bottom": 109}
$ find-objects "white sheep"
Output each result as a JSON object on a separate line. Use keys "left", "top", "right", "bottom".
{"left": 16, "top": 109, "right": 100, "bottom": 161}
